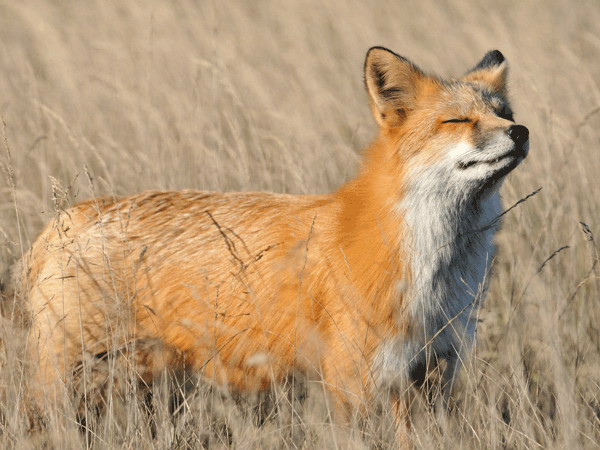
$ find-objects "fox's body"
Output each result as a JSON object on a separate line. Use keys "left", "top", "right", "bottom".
{"left": 15, "top": 47, "right": 528, "bottom": 437}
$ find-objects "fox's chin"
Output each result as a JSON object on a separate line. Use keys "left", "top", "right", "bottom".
{"left": 478, "top": 153, "right": 527, "bottom": 192}
{"left": 458, "top": 141, "right": 528, "bottom": 172}
{"left": 460, "top": 140, "right": 529, "bottom": 191}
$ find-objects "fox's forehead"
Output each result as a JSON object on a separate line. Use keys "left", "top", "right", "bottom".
{"left": 428, "top": 81, "right": 510, "bottom": 113}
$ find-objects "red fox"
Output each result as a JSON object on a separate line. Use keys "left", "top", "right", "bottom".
{"left": 10, "top": 46, "right": 528, "bottom": 439}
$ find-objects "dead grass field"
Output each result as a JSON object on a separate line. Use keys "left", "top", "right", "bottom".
{"left": 0, "top": 0, "right": 599, "bottom": 449}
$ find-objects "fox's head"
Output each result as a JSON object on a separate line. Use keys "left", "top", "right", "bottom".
{"left": 364, "top": 47, "right": 529, "bottom": 199}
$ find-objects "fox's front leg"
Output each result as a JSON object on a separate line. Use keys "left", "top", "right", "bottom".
{"left": 438, "top": 351, "right": 462, "bottom": 413}
{"left": 323, "top": 370, "right": 413, "bottom": 449}
{"left": 440, "top": 330, "right": 475, "bottom": 410}
{"left": 321, "top": 361, "right": 364, "bottom": 433}
{"left": 391, "top": 392, "right": 413, "bottom": 450}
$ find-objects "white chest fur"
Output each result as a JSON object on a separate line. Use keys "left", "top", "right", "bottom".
{"left": 377, "top": 162, "right": 502, "bottom": 387}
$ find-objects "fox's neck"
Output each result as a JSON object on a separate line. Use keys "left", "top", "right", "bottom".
{"left": 335, "top": 136, "right": 501, "bottom": 333}
{"left": 398, "top": 162, "right": 501, "bottom": 335}
{"left": 335, "top": 136, "right": 412, "bottom": 313}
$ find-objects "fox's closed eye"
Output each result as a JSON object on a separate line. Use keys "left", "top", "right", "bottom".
{"left": 441, "top": 118, "right": 471, "bottom": 124}
{"left": 497, "top": 105, "right": 514, "bottom": 122}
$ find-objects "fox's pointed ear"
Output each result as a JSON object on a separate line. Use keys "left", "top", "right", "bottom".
{"left": 462, "top": 50, "right": 508, "bottom": 95}
{"left": 364, "top": 47, "right": 425, "bottom": 126}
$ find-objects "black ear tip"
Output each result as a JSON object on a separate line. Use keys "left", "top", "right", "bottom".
{"left": 486, "top": 50, "right": 505, "bottom": 64}
{"left": 469, "top": 49, "right": 506, "bottom": 73}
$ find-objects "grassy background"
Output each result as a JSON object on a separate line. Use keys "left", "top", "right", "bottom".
{"left": 0, "top": 0, "right": 599, "bottom": 448}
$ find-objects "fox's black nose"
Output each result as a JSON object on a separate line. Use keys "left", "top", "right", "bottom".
{"left": 507, "top": 125, "right": 529, "bottom": 147}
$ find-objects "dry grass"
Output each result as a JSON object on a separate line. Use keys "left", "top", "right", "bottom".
{"left": 0, "top": 0, "right": 599, "bottom": 448}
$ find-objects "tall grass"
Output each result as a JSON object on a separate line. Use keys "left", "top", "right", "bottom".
{"left": 0, "top": 0, "right": 599, "bottom": 448}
